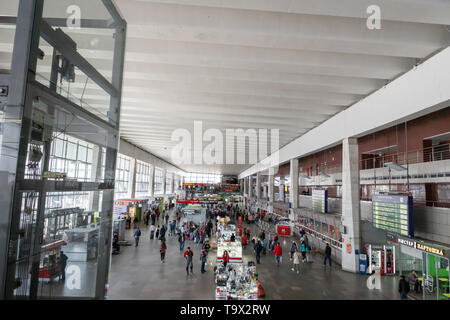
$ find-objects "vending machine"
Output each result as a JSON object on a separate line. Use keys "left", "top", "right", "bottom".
{"left": 366, "top": 244, "right": 395, "bottom": 275}
{"left": 384, "top": 245, "right": 395, "bottom": 275}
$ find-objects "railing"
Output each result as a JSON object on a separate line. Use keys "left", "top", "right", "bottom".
{"left": 361, "top": 143, "right": 450, "bottom": 170}
{"left": 293, "top": 223, "right": 343, "bottom": 251}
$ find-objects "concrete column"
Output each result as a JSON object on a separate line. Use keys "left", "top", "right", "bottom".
{"left": 256, "top": 172, "right": 261, "bottom": 199}
{"left": 289, "top": 159, "right": 299, "bottom": 208}
{"left": 240, "top": 179, "right": 244, "bottom": 195}
{"left": 170, "top": 173, "right": 175, "bottom": 194}
{"left": 162, "top": 169, "right": 167, "bottom": 196}
{"left": 129, "top": 158, "right": 137, "bottom": 199}
{"left": 248, "top": 176, "right": 253, "bottom": 198}
{"left": 279, "top": 177, "right": 285, "bottom": 202}
{"left": 341, "top": 137, "right": 361, "bottom": 273}
{"left": 90, "top": 146, "right": 102, "bottom": 211}
{"left": 244, "top": 177, "right": 248, "bottom": 196}
{"left": 268, "top": 169, "right": 274, "bottom": 203}
{"left": 150, "top": 165, "right": 155, "bottom": 196}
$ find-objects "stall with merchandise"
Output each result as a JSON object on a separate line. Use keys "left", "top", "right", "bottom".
{"left": 215, "top": 263, "right": 259, "bottom": 300}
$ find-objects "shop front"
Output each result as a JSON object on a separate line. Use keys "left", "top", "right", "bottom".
{"left": 387, "top": 233, "right": 450, "bottom": 300}
{"left": 113, "top": 199, "right": 145, "bottom": 221}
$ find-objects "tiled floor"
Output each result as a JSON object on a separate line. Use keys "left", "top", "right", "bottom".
{"left": 107, "top": 211, "right": 400, "bottom": 300}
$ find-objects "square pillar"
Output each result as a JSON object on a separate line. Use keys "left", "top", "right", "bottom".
{"left": 256, "top": 172, "right": 261, "bottom": 199}
{"left": 341, "top": 137, "right": 361, "bottom": 273}
{"left": 150, "top": 165, "right": 155, "bottom": 196}
{"left": 244, "top": 177, "right": 248, "bottom": 196}
{"left": 289, "top": 159, "right": 299, "bottom": 208}
{"left": 129, "top": 158, "right": 137, "bottom": 199}
{"left": 248, "top": 176, "right": 253, "bottom": 198}
{"left": 268, "top": 169, "right": 274, "bottom": 203}
{"left": 162, "top": 169, "right": 167, "bottom": 195}
{"left": 171, "top": 173, "right": 175, "bottom": 194}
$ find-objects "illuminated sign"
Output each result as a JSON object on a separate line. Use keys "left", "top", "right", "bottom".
{"left": 387, "top": 233, "right": 445, "bottom": 257}
{"left": 372, "top": 195, "right": 414, "bottom": 237}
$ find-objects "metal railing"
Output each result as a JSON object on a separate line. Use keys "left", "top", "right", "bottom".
{"left": 361, "top": 143, "right": 450, "bottom": 170}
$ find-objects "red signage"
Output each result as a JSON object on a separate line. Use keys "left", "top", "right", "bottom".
{"left": 177, "top": 199, "right": 200, "bottom": 204}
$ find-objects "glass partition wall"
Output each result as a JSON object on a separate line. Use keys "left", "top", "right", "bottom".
{"left": 0, "top": 0, "right": 126, "bottom": 299}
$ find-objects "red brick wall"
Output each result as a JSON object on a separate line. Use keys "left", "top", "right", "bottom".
{"left": 358, "top": 107, "right": 450, "bottom": 155}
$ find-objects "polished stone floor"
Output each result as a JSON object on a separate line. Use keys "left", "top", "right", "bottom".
{"left": 108, "top": 211, "right": 401, "bottom": 300}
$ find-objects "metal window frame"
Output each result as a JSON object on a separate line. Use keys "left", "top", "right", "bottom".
{"left": 2, "top": 0, "right": 126, "bottom": 300}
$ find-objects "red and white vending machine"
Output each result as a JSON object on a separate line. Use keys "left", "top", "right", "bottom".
{"left": 366, "top": 244, "right": 395, "bottom": 275}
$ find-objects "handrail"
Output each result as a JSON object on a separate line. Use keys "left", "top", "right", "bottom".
{"left": 361, "top": 143, "right": 450, "bottom": 169}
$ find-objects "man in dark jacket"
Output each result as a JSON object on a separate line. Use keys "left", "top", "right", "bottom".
{"left": 260, "top": 231, "right": 265, "bottom": 241}
{"left": 324, "top": 243, "right": 332, "bottom": 268}
{"left": 59, "top": 251, "right": 68, "bottom": 281}
{"left": 255, "top": 240, "right": 262, "bottom": 264}
{"left": 398, "top": 275, "right": 410, "bottom": 300}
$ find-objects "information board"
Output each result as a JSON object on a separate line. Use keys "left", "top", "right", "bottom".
{"left": 372, "top": 195, "right": 414, "bottom": 237}
{"left": 312, "top": 189, "right": 328, "bottom": 213}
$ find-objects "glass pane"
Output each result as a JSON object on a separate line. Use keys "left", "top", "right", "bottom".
{"left": 0, "top": 0, "right": 19, "bottom": 70}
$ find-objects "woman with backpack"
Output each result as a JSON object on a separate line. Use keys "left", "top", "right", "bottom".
{"left": 290, "top": 241, "right": 298, "bottom": 260}
{"left": 300, "top": 241, "right": 307, "bottom": 262}
{"left": 160, "top": 241, "right": 167, "bottom": 263}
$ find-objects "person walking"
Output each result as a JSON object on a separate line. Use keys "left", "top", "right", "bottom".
{"left": 292, "top": 250, "right": 301, "bottom": 274}
{"left": 195, "top": 228, "right": 200, "bottom": 246}
{"left": 134, "top": 227, "right": 141, "bottom": 247}
{"left": 202, "top": 240, "right": 211, "bottom": 254}
{"left": 133, "top": 215, "right": 139, "bottom": 229}
{"left": 398, "top": 275, "right": 410, "bottom": 300}
{"left": 160, "top": 241, "right": 167, "bottom": 263}
{"left": 242, "top": 233, "right": 247, "bottom": 249}
{"left": 160, "top": 224, "right": 167, "bottom": 241}
{"left": 300, "top": 241, "right": 307, "bottom": 262}
{"left": 149, "top": 224, "right": 156, "bottom": 240}
{"left": 178, "top": 232, "right": 185, "bottom": 252}
{"left": 273, "top": 235, "right": 278, "bottom": 247}
{"left": 290, "top": 241, "right": 298, "bottom": 260}
{"left": 222, "top": 250, "right": 230, "bottom": 268}
{"left": 59, "top": 251, "right": 68, "bottom": 281}
{"left": 144, "top": 210, "right": 150, "bottom": 226}
{"left": 273, "top": 242, "right": 283, "bottom": 267}
{"left": 184, "top": 247, "right": 194, "bottom": 275}
{"left": 260, "top": 230, "right": 265, "bottom": 241}
{"left": 255, "top": 240, "right": 262, "bottom": 264}
{"left": 165, "top": 212, "right": 169, "bottom": 226}
{"left": 200, "top": 249, "right": 208, "bottom": 273}
{"left": 155, "top": 226, "right": 160, "bottom": 240}
{"left": 126, "top": 214, "right": 131, "bottom": 229}
{"left": 324, "top": 243, "right": 332, "bottom": 268}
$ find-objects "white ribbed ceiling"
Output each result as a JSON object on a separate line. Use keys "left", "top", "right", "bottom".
{"left": 113, "top": 0, "right": 450, "bottom": 175}
{"left": 2, "top": 0, "right": 449, "bottom": 175}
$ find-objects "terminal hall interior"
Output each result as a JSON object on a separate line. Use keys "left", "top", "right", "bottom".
{"left": 0, "top": 0, "right": 449, "bottom": 301}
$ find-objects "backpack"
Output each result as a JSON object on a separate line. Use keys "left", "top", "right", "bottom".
{"left": 137, "top": 230, "right": 141, "bottom": 237}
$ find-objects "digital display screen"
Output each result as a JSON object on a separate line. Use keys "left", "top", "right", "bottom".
{"left": 372, "top": 195, "right": 414, "bottom": 237}
{"left": 312, "top": 189, "right": 328, "bottom": 213}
